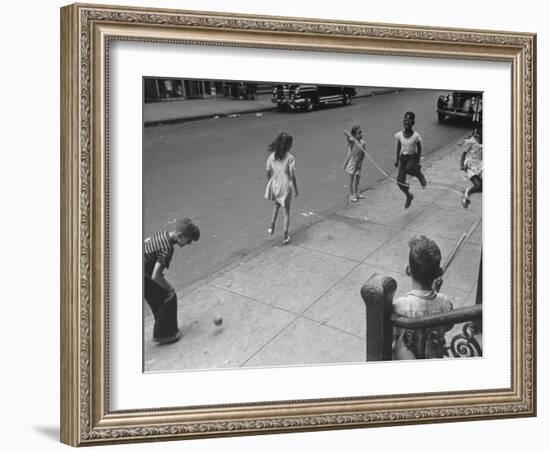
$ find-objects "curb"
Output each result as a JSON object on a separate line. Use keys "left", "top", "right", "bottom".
{"left": 144, "top": 104, "right": 275, "bottom": 127}
{"left": 143, "top": 89, "right": 405, "bottom": 127}
{"left": 168, "top": 133, "right": 469, "bottom": 304}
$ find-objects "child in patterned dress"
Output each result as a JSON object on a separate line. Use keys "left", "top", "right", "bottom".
{"left": 343, "top": 125, "right": 367, "bottom": 202}
{"left": 460, "top": 125, "right": 483, "bottom": 208}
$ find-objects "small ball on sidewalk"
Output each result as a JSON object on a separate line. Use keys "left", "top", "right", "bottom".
{"left": 213, "top": 316, "right": 223, "bottom": 326}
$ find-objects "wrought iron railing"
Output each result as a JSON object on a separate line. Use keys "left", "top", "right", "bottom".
{"left": 361, "top": 274, "right": 482, "bottom": 361}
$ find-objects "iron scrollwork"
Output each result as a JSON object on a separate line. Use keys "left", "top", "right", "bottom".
{"left": 402, "top": 328, "right": 449, "bottom": 359}
{"left": 402, "top": 321, "right": 482, "bottom": 359}
{"left": 449, "top": 322, "right": 482, "bottom": 357}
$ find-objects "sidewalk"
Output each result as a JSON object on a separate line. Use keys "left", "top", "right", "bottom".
{"left": 143, "top": 87, "right": 399, "bottom": 126}
{"left": 144, "top": 136, "right": 482, "bottom": 372}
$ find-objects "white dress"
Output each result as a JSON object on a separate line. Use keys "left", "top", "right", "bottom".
{"left": 264, "top": 152, "right": 296, "bottom": 207}
{"left": 463, "top": 137, "right": 483, "bottom": 178}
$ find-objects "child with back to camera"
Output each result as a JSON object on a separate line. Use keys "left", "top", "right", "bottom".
{"left": 394, "top": 111, "right": 427, "bottom": 209}
{"left": 265, "top": 131, "right": 298, "bottom": 245}
{"left": 392, "top": 235, "right": 454, "bottom": 360}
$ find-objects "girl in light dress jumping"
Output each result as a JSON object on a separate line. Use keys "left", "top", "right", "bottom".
{"left": 460, "top": 125, "right": 483, "bottom": 208}
{"left": 265, "top": 132, "right": 298, "bottom": 245}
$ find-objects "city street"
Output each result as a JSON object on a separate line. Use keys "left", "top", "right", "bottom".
{"left": 143, "top": 89, "right": 472, "bottom": 296}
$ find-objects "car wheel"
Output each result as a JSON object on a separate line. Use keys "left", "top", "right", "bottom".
{"left": 342, "top": 93, "right": 351, "bottom": 105}
{"left": 437, "top": 112, "right": 446, "bottom": 123}
{"left": 304, "top": 98, "right": 314, "bottom": 112}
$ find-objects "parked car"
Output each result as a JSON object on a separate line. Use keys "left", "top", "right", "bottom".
{"left": 272, "top": 84, "right": 357, "bottom": 112}
{"left": 436, "top": 91, "right": 482, "bottom": 124}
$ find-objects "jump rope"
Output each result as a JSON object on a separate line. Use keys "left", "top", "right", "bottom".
{"left": 344, "top": 131, "right": 481, "bottom": 284}
{"left": 344, "top": 131, "right": 466, "bottom": 196}
{"left": 162, "top": 134, "right": 479, "bottom": 291}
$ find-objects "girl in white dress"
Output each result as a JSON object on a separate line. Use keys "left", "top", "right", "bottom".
{"left": 265, "top": 132, "right": 298, "bottom": 245}
{"left": 460, "top": 125, "right": 483, "bottom": 208}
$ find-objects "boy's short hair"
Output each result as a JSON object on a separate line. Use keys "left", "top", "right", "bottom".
{"left": 404, "top": 111, "right": 415, "bottom": 121}
{"left": 408, "top": 235, "right": 442, "bottom": 287}
{"left": 351, "top": 125, "right": 361, "bottom": 137}
{"left": 174, "top": 218, "right": 200, "bottom": 241}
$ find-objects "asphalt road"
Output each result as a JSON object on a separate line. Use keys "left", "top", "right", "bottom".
{"left": 143, "top": 89, "right": 471, "bottom": 294}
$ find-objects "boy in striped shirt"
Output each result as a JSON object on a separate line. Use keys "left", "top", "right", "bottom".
{"left": 144, "top": 218, "right": 200, "bottom": 344}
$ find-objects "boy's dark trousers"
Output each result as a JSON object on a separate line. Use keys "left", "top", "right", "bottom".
{"left": 397, "top": 154, "right": 426, "bottom": 194}
{"left": 144, "top": 276, "right": 178, "bottom": 340}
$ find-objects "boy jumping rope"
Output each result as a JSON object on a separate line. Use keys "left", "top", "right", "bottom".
{"left": 394, "top": 111, "right": 427, "bottom": 208}
{"left": 144, "top": 217, "right": 200, "bottom": 344}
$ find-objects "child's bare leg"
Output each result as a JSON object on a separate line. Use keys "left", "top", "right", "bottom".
{"left": 349, "top": 174, "right": 359, "bottom": 201}
{"left": 355, "top": 174, "right": 364, "bottom": 198}
{"left": 269, "top": 203, "right": 280, "bottom": 233}
{"left": 282, "top": 202, "right": 291, "bottom": 244}
{"left": 283, "top": 204, "right": 290, "bottom": 236}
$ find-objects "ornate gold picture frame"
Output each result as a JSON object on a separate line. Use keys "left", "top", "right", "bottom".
{"left": 60, "top": 3, "right": 536, "bottom": 446}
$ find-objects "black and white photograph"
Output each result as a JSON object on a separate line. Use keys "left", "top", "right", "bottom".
{"left": 2, "top": 0, "right": 546, "bottom": 447}
{"left": 142, "top": 78, "right": 483, "bottom": 371}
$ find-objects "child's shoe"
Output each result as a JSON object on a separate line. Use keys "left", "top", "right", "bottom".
{"left": 461, "top": 189, "right": 470, "bottom": 208}
{"left": 267, "top": 224, "right": 274, "bottom": 234}
{"left": 154, "top": 329, "right": 182, "bottom": 345}
{"left": 357, "top": 193, "right": 365, "bottom": 199}
{"left": 349, "top": 195, "right": 359, "bottom": 202}
{"left": 404, "top": 193, "right": 414, "bottom": 209}
{"left": 282, "top": 236, "right": 291, "bottom": 245}
{"left": 419, "top": 173, "right": 427, "bottom": 189}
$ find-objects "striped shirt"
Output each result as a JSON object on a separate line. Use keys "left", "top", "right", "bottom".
{"left": 144, "top": 231, "right": 174, "bottom": 278}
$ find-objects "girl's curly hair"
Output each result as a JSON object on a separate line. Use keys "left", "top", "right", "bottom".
{"left": 269, "top": 132, "right": 293, "bottom": 160}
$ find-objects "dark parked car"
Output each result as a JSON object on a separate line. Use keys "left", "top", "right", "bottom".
{"left": 272, "top": 84, "right": 357, "bottom": 112}
{"left": 437, "top": 91, "right": 482, "bottom": 124}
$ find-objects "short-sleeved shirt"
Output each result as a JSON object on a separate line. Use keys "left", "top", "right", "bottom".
{"left": 265, "top": 152, "right": 296, "bottom": 206}
{"left": 143, "top": 230, "right": 174, "bottom": 278}
{"left": 392, "top": 289, "right": 453, "bottom": 359}
{"left": 395, "top": 130, "right": 422, "bottom": 155}
{"left": 393, "top": 289, "right": 452, "bottom": 318}
{"left": 266, "top": 152, "right": 296, "bottom": 176}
